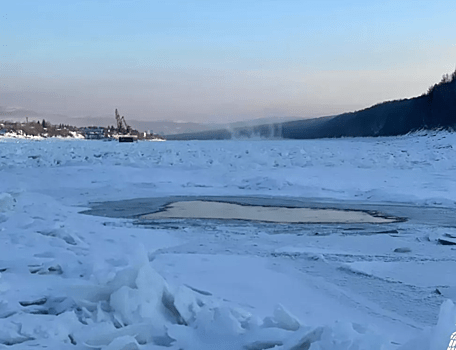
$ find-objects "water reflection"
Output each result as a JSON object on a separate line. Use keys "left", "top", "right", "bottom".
{"left": 140, "top": 201, "right": 395, "bottom": 224}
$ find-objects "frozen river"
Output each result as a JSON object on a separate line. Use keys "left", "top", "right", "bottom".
{"left": 1, "top": 133, "right": 456, "bottom": 349}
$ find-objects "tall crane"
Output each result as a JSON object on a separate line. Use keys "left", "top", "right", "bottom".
{"left": 115, "top": 109, "right": 132, "bottom": 134}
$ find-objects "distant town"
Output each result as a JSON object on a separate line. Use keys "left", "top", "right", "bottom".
{"left": 0, "top": 109, "right": 165, "bottom": 141}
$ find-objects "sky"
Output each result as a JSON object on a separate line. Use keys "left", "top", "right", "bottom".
{"left": 1, "top": 0, "right": 456, "bottom": 123}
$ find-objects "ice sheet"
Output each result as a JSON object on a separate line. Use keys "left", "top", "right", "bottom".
{"left": 1, "top": 131, "right": 456, "bottom": 348}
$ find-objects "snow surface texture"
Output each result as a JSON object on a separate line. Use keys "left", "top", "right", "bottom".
{"left": 0, "top": 132, "right": 456, "bottom": 349}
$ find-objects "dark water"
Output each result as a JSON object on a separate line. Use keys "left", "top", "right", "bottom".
{"left": 80, "top": 195, "right": 456, "bottom": 227}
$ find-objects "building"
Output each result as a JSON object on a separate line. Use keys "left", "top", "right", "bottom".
{"left": 82, "top": 127, "right": 105, "bottom": 140}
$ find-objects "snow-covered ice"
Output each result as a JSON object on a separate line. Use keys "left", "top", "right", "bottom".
{"left": 1, "top": 131, "right": 456, "bottom": 349}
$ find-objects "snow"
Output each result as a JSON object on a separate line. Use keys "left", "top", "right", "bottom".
{"left": 0, "top": 131, "right": 85, "bottom": 140}
{"left": 0, "top": 131, "right": 456, "bottom": 349}
{"left": 344, "top": 261, "right": 456, "bottom": 287}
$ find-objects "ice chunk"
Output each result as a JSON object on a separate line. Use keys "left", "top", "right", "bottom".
{"left": 0, "top": 312, "right": 82, "bottom": 347}
{"left": 0, "top": 193, "right": 15, "bottom": 213}
{"left": 104, "top": 336, "right": 139, "bottom": 350}
{"left": 172, "top": 285, "right": 202, "bottom": 325}
{"left": 0, "top": 321, "right": 32, "bottom": 346}
{"left": 399, "top": 300, "right": 456, "bottom": 350}
{"left": 168, "top": 306, "right": 246, "bottom": 350}
{"left": 394, "top": 247, "right": 412, "bottom": 253}
{"left": 263, "top": 304, "right": 301, "bottom": 331}
{"left": 108, "top": 249, "right": 176, "bottom": 329}
{"left": 109, "top": 286, "right": 138, "bottom": 326}
{"left": 81, "top": 322, "right": 168, "bottom": 348}
{"left": 430, "top": 300, "right": 456, "bottom": 350}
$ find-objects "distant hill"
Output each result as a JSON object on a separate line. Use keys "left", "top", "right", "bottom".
{"left": 167, "top": 70, "right": 456, "bottom": 140}
{"left": 67, "top": 115, "right": 302, "bottom": 136}
{"left": 0, "top": 107, "right": 68, "bottom": 124}
{"left": 66, "top": 117, "right": 217, "bottom": 135}
{"left": 0, "top": 107, "right": 302, "bottom": 136}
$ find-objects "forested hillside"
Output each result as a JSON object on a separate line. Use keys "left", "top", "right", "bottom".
{"left": 167, "top": 70, "right": 456, "bottom": 140}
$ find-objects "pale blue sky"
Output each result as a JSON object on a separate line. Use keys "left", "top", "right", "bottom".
{"left": 1, "top": 0, "right": 456, "bottom": 122}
